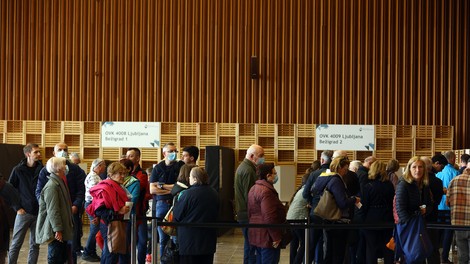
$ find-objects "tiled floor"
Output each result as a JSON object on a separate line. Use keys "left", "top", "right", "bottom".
{"left": 12, "top": 227, "right": 290, "bottom": 263}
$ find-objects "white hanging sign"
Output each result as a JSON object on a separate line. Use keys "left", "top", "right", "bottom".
{"left": 315, "top": 124, "right": 375, "bottom": 151}
{"left": 101, "top": 122, "right": 161, "bottom": 148}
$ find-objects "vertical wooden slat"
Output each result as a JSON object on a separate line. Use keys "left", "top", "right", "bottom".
{"left": 1, "top": 0, "right": 469, "bottom": 148}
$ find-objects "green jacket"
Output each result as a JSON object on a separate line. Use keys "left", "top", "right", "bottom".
{"left": 36, "top": 173, "right": 74, "bottom": 244}
{"left": 234, "top": 158, "right": 257, "bottom": 221}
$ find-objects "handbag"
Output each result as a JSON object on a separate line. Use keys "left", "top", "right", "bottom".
{"left": 107, "top": 220, "right": 127, "bottom": 254}
{"left": 161, "top": 239, "right": 179, "bottom": 264}
{"left": 395, "top": 214, "right": 433, "bottom": 263}
{"left": 313, "top": 188, "right": 342, "bottom": 221}
{"left": 162, "top": 196, "right": 178, "bottom": 236}
{"left": 161, "top": 206, "right": 177, "bottom": 236}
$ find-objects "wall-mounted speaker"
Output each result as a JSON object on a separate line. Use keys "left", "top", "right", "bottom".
{"left": 250, "top": 56, "right": 258, "bottom": 79}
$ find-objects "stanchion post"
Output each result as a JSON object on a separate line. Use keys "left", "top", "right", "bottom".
{"left": 130, "top": 214, "right": 137, "bottom": 264}
{"left": 305, "top": 215, "right": 310, "bottom": 264}
{"left": 152, "top": 218, "right": 158, "bottom": 264}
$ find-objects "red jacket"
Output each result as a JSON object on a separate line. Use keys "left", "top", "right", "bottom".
{"left": 248, "top": 180, "right": 286, "bottom": 248}
{"left": 86, "top": 179, "right": 128, "bottom": 217}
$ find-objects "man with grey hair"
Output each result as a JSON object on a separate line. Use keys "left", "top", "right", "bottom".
{"left": 357, "top": 156, "right": 377, "bottom": 192}
{"left": 302, "top": 150, "right": 333, "bottom": 264}
{"left": 149, "top": 142, "right": 185, "bottom": 259}
{"left": 69, "top": 152, "right": 81, "bottom": 165}
{"left": 234, "top": 144, "right": 265, "bottom": 264}
{"left": 436, "top": 151, "right": 460, "bottom": 264}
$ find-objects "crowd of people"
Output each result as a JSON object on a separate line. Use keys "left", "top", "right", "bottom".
{"left": 1, "top": 141, "right": 470, "bottom": 264}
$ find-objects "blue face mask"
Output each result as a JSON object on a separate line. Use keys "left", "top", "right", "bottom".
{"left": 273, "top": 174, "right": 279, "bottom": 184}
{"left": 167, "top": 152, "right": 176, "bottom": 161}
{"left": 256, "top": 157, "right": 265, "bottom": 165}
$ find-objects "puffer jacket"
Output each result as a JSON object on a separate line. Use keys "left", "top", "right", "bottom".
{"left": 395, "top": 179, "right": 433, "bottom": 224}
{"left": 248, "top": 179, "right": 286, "bottom": 248}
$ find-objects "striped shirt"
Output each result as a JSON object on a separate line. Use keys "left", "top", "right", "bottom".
{"left": 447, "top": 173, "right": 470, "bottom": 226}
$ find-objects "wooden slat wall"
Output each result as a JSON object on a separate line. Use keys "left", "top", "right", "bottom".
{"left": 1, "top": 0, "right": 469, "bottom": 148}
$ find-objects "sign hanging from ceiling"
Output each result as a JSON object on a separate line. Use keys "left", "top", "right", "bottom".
{"left": 101, "top": 122, "right": 161, "bottom": 148}
{"left": 315, "top": 124, "right": 375, "bottom": 151}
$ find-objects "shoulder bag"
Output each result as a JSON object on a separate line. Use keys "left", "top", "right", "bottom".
{"left": 107, "top": 220, "right": 127, "bottom": 254}
{"left": 313, "top": 187, "right": 342, "bottom": 221}
{"left": 395, "top": 214, "right": 433, "bottom": 263}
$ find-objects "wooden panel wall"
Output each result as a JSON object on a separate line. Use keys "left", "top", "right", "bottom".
{"left": 1, "top": 0, "right": 469, "bottom": 148}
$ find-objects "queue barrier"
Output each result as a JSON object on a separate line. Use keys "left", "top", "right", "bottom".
{"left": 127, "top": 215, "right": 470, "bottom": 264}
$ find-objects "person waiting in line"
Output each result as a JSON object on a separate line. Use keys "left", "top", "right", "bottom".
{"left": 171, "top": 164, "right": 198, "bottom": 197}
{"left": 235, "top": 144, "right": 265, "bottom": 264}
{"left": 0, "top": 174, "right": 20, "bottom": 264}
{"left": 248, "top": 163, "right": 286, "bottom": 264}
{"left": 125, "top": 147, "right": 151, "bottom": 264}
{"left": 395, "top": 156, "right": 433, "bottom": 263}
{"left": 120, "top": 159, "right": 140, "bottom": 264}
{"left": 386, "top": 159, "right": 400, "bottom": 189}
{"left": 311, "top": 156, "right": 361, "bottom": 264}
{"left": 149, "top": 142, "right": 185, "bottom": 259}
{"left": 287, "top": 173, "right": 311, "bottom": 264}
{"left": 86, "top": 162, "right": 131, "bottom": 264}
{"left": 8, "top": 143, "right": 43, "bottom": 264}
{"left": 36, "top": 157, "right": 74, "bottom": 264}
{"left": 82, "top": 158, "right": 106, "bottom": 262}
{"left": 173, "top": 167, "right": 219, "bottom": 264}
{"left": 359, "top": 161, "right": 395, "bottom": 264}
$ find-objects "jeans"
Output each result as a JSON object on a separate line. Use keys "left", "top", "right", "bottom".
{"left": 137, "top": 220, "right": 148, "bottom": 264}
{"left": 48, "top": 240, "right": 67, "bottom": 264}
{"left": 438, "top": 210, "right": 453, "bottom": 261}
{"left": 239, "top": 220, "right": 256, "bottom": 264}
{"left": 83, "top": 202, "right": 100, "bottom": 257}
{"left": 255, "top": 247, "right": 280, "bottom": 264}
{"left": 99, "top": 222, "right": 119, "bottom": 264}
{"left": 8, "top": 212, "right": 40, "bottom": 264}
{"left": 455, "top": 230, "right": 470, "bottom": 264}
{"left": 156, "top": 200, "right": 171, "bottom": 258}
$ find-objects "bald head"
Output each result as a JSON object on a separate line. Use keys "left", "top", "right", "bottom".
{"left": 333, "top": 150, "right": 348, "bottom": 159}
{"left": 246, "top": 144, "right": 265, "bottom": 165}
{"left": 53, "top": 142, "right": 68, "bottom": 158}
{"left": 364, "top": 156, "right": 377, "bottom": 168}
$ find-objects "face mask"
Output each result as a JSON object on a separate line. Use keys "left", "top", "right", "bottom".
{"left": 256, "top": 157, "right": 265, "bottom": 165}
{"left": 167, "top": 152, "right": 176, "bottom": 161}
{"left": 273, "top": 174, "right": 279, "bottom": 184}
{"left": 55, "top": 150, "right": 68, "bottom": 158}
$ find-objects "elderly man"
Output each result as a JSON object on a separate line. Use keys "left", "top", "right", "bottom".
{"left": 234, "top": 144, "right": 265, "bottom": 264}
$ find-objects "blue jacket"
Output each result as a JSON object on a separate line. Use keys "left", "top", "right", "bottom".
{"left": 173, "top": 184, "right": 219, "bottom": 255}
{"left": 302, "top": 163, "right": 329, "bottom": 212}
{"left": 312, "top": 173, "right": 356, "bottom": 219}
{"left": 36, "top": 160, "right": 86, "bottom": 208}
{"left": 436, "top": 164, "right": 459, "bottom": 210}
{"left": 9, "top": 158, "right": 43, "bottom": 215}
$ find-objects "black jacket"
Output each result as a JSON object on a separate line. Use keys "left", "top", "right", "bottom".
{"left": 173, "top": 184, "right": 219, "bottom": 255}
{"left": 395, "top": 179, "right": 433, "bottom": 224}
{"left": 360, "top": 178, "right": 395, "bottom": 223}
{"left": 9, "top": 159, "right": 43, "bottom": 214}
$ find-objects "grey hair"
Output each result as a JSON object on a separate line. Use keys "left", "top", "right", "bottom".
{"left": 46, "top": 157, "right": 66, "bottom": 174}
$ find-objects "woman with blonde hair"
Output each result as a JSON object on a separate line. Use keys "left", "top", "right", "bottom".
{"left": 395, "top": 156, "right": 433, "bottom": 263}
{"left": 360, "top": 161, "right": 395, "bottom": 264}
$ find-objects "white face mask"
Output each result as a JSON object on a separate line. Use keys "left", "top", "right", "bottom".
{"left": 55, "top": 150, "right": 68, "bottom": 158}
